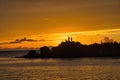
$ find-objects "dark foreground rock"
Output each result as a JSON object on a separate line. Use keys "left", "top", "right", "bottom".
{"left": 17, "top": 39, "right": 120, "bottom": 59}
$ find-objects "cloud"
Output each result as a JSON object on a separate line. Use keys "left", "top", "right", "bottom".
{"left": 14, "top": 46, "right": 35, "bottom": 49}
{"left": 0, "top": 37, "right": 54, "bottom": 45}
{"left": 39, "top": 39, "right": 45, "bottom": 41}
{"left": 105, "top": 29, "right": 120, "bottom": 34}
{"left": 102, "top": 37, "right": 114, "bottom": 43}
{"left": 0, "top": 42, "right": 9, "bottom": 45}
{"left": 39, "top": 39, "right": 54, "bottom": 42}
{"left": 0, "top": 37, "right": 38, "bottom": 45}
{"left": 10, "top": 37, "right": 37, "bottom": 43}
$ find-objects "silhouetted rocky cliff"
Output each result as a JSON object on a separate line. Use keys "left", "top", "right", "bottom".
{"left": 18, "top": 37, "right": 120, "bottom": 58}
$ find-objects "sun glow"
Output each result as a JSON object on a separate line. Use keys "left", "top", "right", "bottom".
{"left": 0, "top": 28, "right": 120, "bottom": 50}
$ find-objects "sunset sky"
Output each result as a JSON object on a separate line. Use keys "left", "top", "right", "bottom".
{"left": 0, "top": 0, "right": 120, "bottom": 50}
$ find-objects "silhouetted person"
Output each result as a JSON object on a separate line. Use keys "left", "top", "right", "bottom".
{"left": 71, "top": 37, "right": 72, "bottom": 42}
{"left": 68, "top": 36, "right": 70, "bottom": 41}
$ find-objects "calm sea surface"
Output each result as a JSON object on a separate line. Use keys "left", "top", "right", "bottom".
{"left": 0, "top": 51, "right": 120, "bottom": 80}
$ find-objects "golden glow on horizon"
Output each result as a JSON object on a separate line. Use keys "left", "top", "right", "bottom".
{"left": 0, "top": 28, "right": 120, "bottom": 50}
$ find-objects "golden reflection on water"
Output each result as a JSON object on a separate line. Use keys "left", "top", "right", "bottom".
{"left": 0, "top": 58, "right": 120, "bottom": 80}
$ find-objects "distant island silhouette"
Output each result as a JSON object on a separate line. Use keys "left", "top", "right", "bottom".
{"left": 17, "top": 37, "right": 120, "bottom": 58}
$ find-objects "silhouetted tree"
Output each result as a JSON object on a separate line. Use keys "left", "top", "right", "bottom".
{"left": 40, "top": 46, "right": 52, "bottom": 58}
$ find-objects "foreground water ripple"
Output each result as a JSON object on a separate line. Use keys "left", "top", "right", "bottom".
{"left": 0, "top": 58, "right": 120, "bottom": 80}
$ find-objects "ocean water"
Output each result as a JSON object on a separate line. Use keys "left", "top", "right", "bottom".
{"left": 0, "top": 58, "right": 120, "bottom": 80}
{"left": 0, "top": 51, "right": 120, "bottom": 80}
{"left": 0, "top": 50, "right": 29, "bottom": 58}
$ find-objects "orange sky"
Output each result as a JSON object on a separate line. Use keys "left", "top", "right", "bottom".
{"left": 0, "top": 29, "right": 120, "bottom": 50}
{"left": 0, "top": 0, "right": 120, "bottom": 50}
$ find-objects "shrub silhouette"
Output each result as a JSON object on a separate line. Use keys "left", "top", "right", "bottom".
{"left": 19, "top": 50, "right": 40, "bottom": 58}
